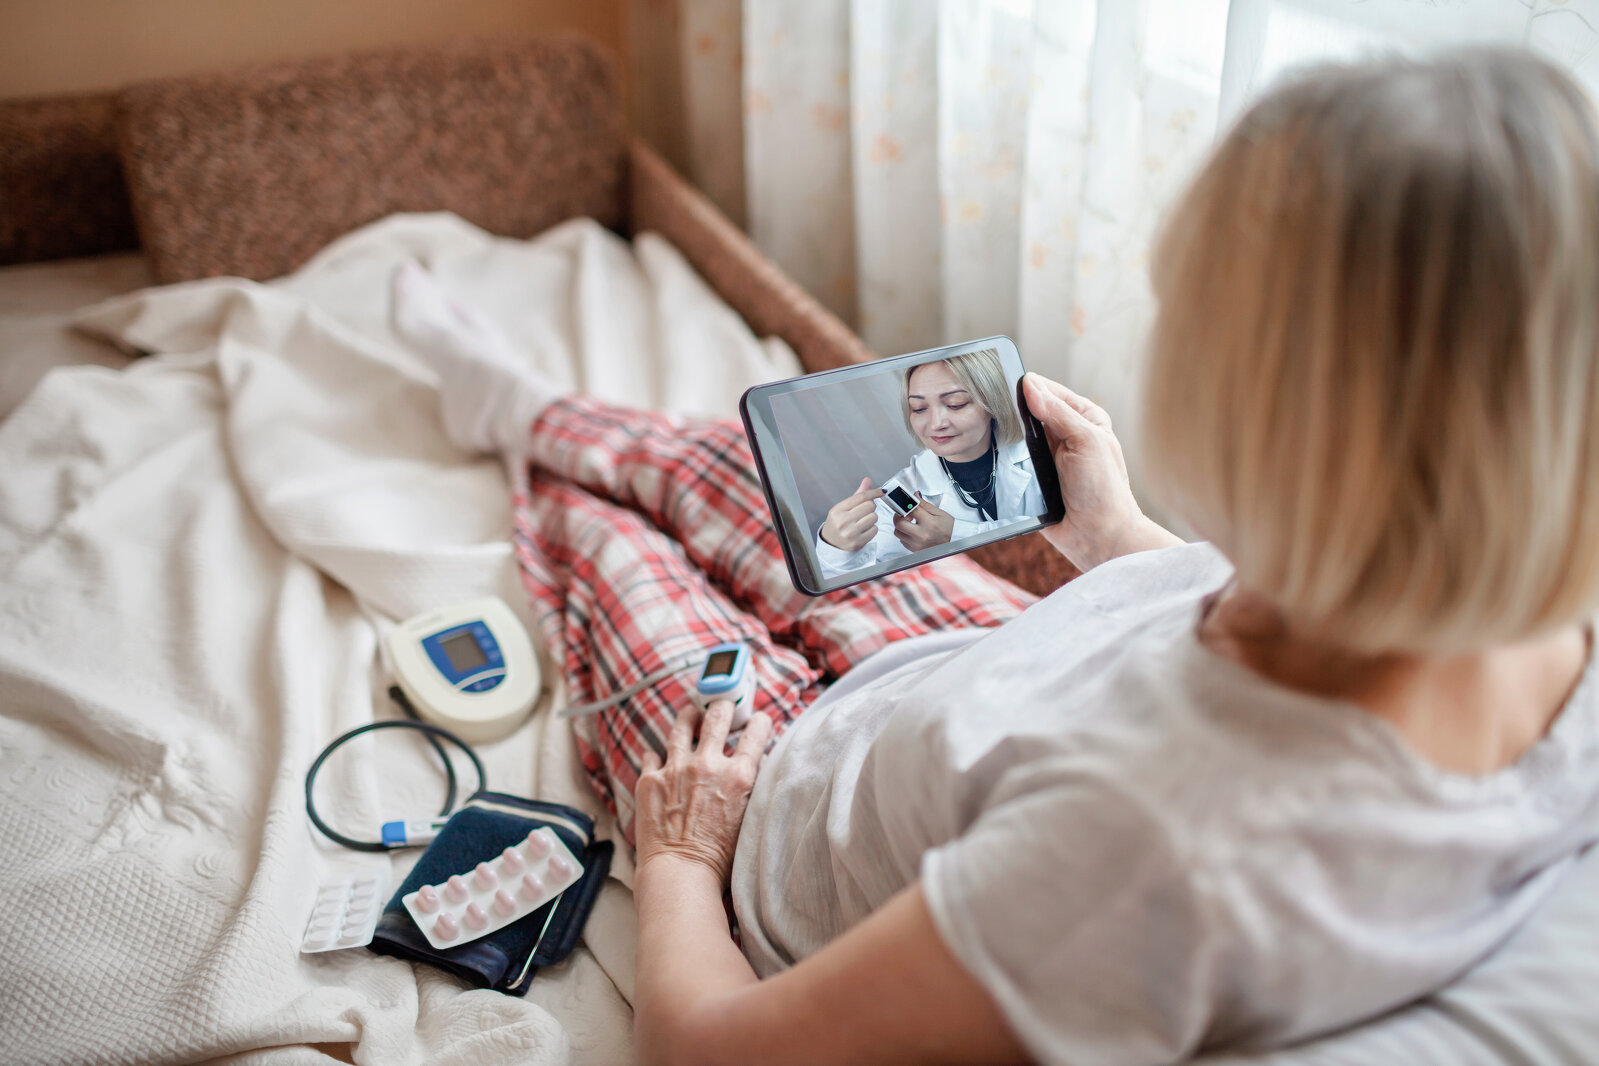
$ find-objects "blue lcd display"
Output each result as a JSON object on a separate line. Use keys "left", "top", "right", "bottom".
{"left": 422, "top": 621, "right": 507, "bottom": 692}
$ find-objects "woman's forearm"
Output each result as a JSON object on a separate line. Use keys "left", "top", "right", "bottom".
{"left": 1102, "top": 513, "right": 1185, "bottom": 565}
{"left": 634, "top": 853, "right": 760, "bottom": 1066}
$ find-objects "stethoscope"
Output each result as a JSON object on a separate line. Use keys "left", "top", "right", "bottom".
{"left": 935, "top": 420, "right": 999, "bottom": 520}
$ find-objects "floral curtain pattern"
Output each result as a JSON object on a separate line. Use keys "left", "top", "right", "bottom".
{"left": 633, "top": 0, "right": 1599, "bottom": 505}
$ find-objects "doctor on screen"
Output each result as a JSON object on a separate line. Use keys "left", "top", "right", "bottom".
{"left": 814, "top": 349, "right": 1045, "bottom": 577}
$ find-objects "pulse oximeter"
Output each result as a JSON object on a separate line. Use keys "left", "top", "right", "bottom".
{"left": 693, "top": 641, "right": 755, "bottom": 729}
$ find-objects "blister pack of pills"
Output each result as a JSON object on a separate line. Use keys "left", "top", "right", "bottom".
{"left": 402, "top": 827, "right": 584, "bottom": 950}
{"left": 301, "top": 872, "right": 388, "bottom": 953}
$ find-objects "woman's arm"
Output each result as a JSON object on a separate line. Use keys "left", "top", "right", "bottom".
{"left": 1022, "top": 374, "right": 1184, "bottom": 571}
{"left": 633, "top": 701, "right": 1030, "bottom": 1066}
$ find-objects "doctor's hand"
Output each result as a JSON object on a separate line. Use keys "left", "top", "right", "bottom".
{"left": 634, "top": 700, "right": 774, "bottom": 883}
{"left": 892, "top": 494, "right": 954, "bottom": 552}
{"left": 1023, "top": 373, "right": 1182, "bottom": 571}
{"left": 821, "top": 477, "right": 884, "bottom": 552}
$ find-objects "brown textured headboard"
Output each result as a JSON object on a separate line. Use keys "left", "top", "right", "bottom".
{"left": 0, "top": 93, "right": 138, "bottom": 266}
{"left": 115, "top": 35, "right": 625, "bottom": 283}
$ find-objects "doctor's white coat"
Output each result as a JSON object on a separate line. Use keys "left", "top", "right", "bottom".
{"left": 813, "top": 438, "right": 1044, "bottom": 578}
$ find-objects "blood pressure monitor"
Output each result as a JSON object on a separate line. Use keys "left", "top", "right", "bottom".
{"left": 386, "top": 597, "right": 540, "bottom": 743}
{"left": 693, "top": 641, "right": 755, "bottom": 730}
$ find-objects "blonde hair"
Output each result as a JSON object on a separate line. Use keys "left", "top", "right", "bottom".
{"left": 902, "top": 348, "right": 1025, "bottom": 449}
{"left": 1144, "top": 49, "right": 1599, "bottom": 654}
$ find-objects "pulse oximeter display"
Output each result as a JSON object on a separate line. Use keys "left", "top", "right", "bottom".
{"left": 703, "top": 650, "right": 738, "bottom": 678}
{"left": 883, "top": 485, "right": 918, "bottom": 516}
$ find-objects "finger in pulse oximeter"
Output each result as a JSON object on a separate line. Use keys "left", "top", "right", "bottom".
{"left": 694, "top": 641, "right": 755, "bottom": 729}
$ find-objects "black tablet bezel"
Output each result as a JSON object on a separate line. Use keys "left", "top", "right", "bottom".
{"left": 739, "top": 335, "right": 1064, "bottom": 596}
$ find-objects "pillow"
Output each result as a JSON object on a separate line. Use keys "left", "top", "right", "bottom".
{"left": 116, "top": 35, "right": 626, "bottom": 284}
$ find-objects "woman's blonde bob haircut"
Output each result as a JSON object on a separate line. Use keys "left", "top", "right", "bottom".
{"left": 901, "top": 348, "right": 1025, "bottom": 450}
{"left": 1144, "top": 49, "right": 1599, "bottom": 655}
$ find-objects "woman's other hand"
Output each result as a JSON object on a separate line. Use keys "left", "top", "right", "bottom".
{"left": 820, "top": 477, "right": 884, "bottom": 552}
{"left": 635, "top": 700, "right": 774, "bottom": 882}
{"left": 893, "top": 494, "right": 955, "bottom": 552}
{"left": 1023, "top": 373, "right": 1182, "bottom": 571}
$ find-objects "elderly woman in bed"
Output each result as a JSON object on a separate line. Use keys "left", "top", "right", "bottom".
{"left": 397, "top": 51, "right": 1599, "bottom": 1066}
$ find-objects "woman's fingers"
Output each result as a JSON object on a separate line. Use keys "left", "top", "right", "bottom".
{"left": 1024, "top": 373, "right": 1096, "bottom": 440}
{"left": 667, "top": 701, "right": 700, "bottom": 764}
{"left": 641, "top": 750, "right": 662, "bottom": 774}
{"left": 734, "top": 711, "right": 774, "bottom": 766}
{"left": 1026, "top": 372, "right": 1111, "bottom": 427}
{"left": 698, "top": 699, "right": 736, "bottom": 755}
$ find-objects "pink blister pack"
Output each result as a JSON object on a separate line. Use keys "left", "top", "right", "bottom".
{"left": 402, "top": 827, "right": 584, "bottom": 950}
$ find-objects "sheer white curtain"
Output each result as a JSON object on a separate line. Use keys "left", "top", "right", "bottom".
{"left": 634, "top": 0, "right": 1599, "bottom": 497}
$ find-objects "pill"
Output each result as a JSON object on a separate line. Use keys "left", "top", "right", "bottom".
{"left": 500, "top": 846, "right": 526, "bottom": 873}
{"left": 520, "top": 872, "right": 545, "bottom": 901}
{"left": 463, "top": 902, "right": 488, "bottom": 930}
{"left": 305, "top": 929, "right": 333, "bottom": 948}
{"left": 415, "top": 885, "right": 440, "bottom": 913}
{"left": 434, "top": 913, "right": 459, "bottom": 941}
{"left": 444, "top": 875, "right": 469, "bottom": 903}
{"left": 472, "top": 862, "right": 498, "bottom": 891}
{"left": 523, "top": 831, "right": 552, "bottom": 859}
{"left": 493, "top": 889, "right": 517, "bottom": 917}
{"left": 547, "top": 855, "right": 573, "bottom": 881}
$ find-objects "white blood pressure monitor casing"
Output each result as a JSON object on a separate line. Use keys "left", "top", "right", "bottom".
{"left": 386, "top": 597, "right": 540, "bottom": 743}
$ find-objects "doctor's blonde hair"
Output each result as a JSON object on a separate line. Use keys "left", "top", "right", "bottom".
{"left": 1144, "top": 49, "right": 1599, "bottom": 655}
{"left": 902, "top": 348, "right": 1025, "bottom": 449}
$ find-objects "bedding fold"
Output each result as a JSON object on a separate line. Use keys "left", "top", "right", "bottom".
{"left": 0, "top": 213, "right": 795, "bottom": 1066}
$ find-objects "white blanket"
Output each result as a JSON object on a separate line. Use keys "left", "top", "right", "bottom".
{"left": 0, "top": 214, "right": 799, "bottom": 1066}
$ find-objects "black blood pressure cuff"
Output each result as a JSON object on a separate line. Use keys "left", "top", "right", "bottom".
{"left": 367, "top": 791, "right": 614, "bottom": 995}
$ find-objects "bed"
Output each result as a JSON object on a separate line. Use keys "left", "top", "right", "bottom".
{"left": 0, "top": 35, "right": 1073, "bottom": 1066}
{"left": 2, "top": 33, "right": 1595, "bottom": 1066}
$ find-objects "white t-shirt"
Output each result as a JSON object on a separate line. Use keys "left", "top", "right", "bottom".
{"left": 730, "top": 543, "right": 1599, "bottom": 1065}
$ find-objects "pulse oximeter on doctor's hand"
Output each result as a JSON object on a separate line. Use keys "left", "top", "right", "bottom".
{"left": 693, "top": 641, "right": 755, "bottom": 730}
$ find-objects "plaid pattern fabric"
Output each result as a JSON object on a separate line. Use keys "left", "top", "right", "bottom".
{"left": 512, "top": 395, "right": 1037, "bottom": 840}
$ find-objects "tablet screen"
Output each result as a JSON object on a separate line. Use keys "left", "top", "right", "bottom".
{"left": 740, "top": 336, "right": 1063, "bottom": 595}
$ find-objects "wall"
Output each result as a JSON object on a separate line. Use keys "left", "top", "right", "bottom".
{"left": 0, "top": 0, "right": 623, "bottom": 100}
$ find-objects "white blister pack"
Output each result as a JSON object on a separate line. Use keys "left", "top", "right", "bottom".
{"left": 301, "top": 872, "right": 388, "bottom": 953}
{"left": 402, "top": 827, "right": 583, "bottom": 950}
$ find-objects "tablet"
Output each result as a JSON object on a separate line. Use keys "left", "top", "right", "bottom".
{"left": 740, "top": 336, "right": 1064, "bottom": 595}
